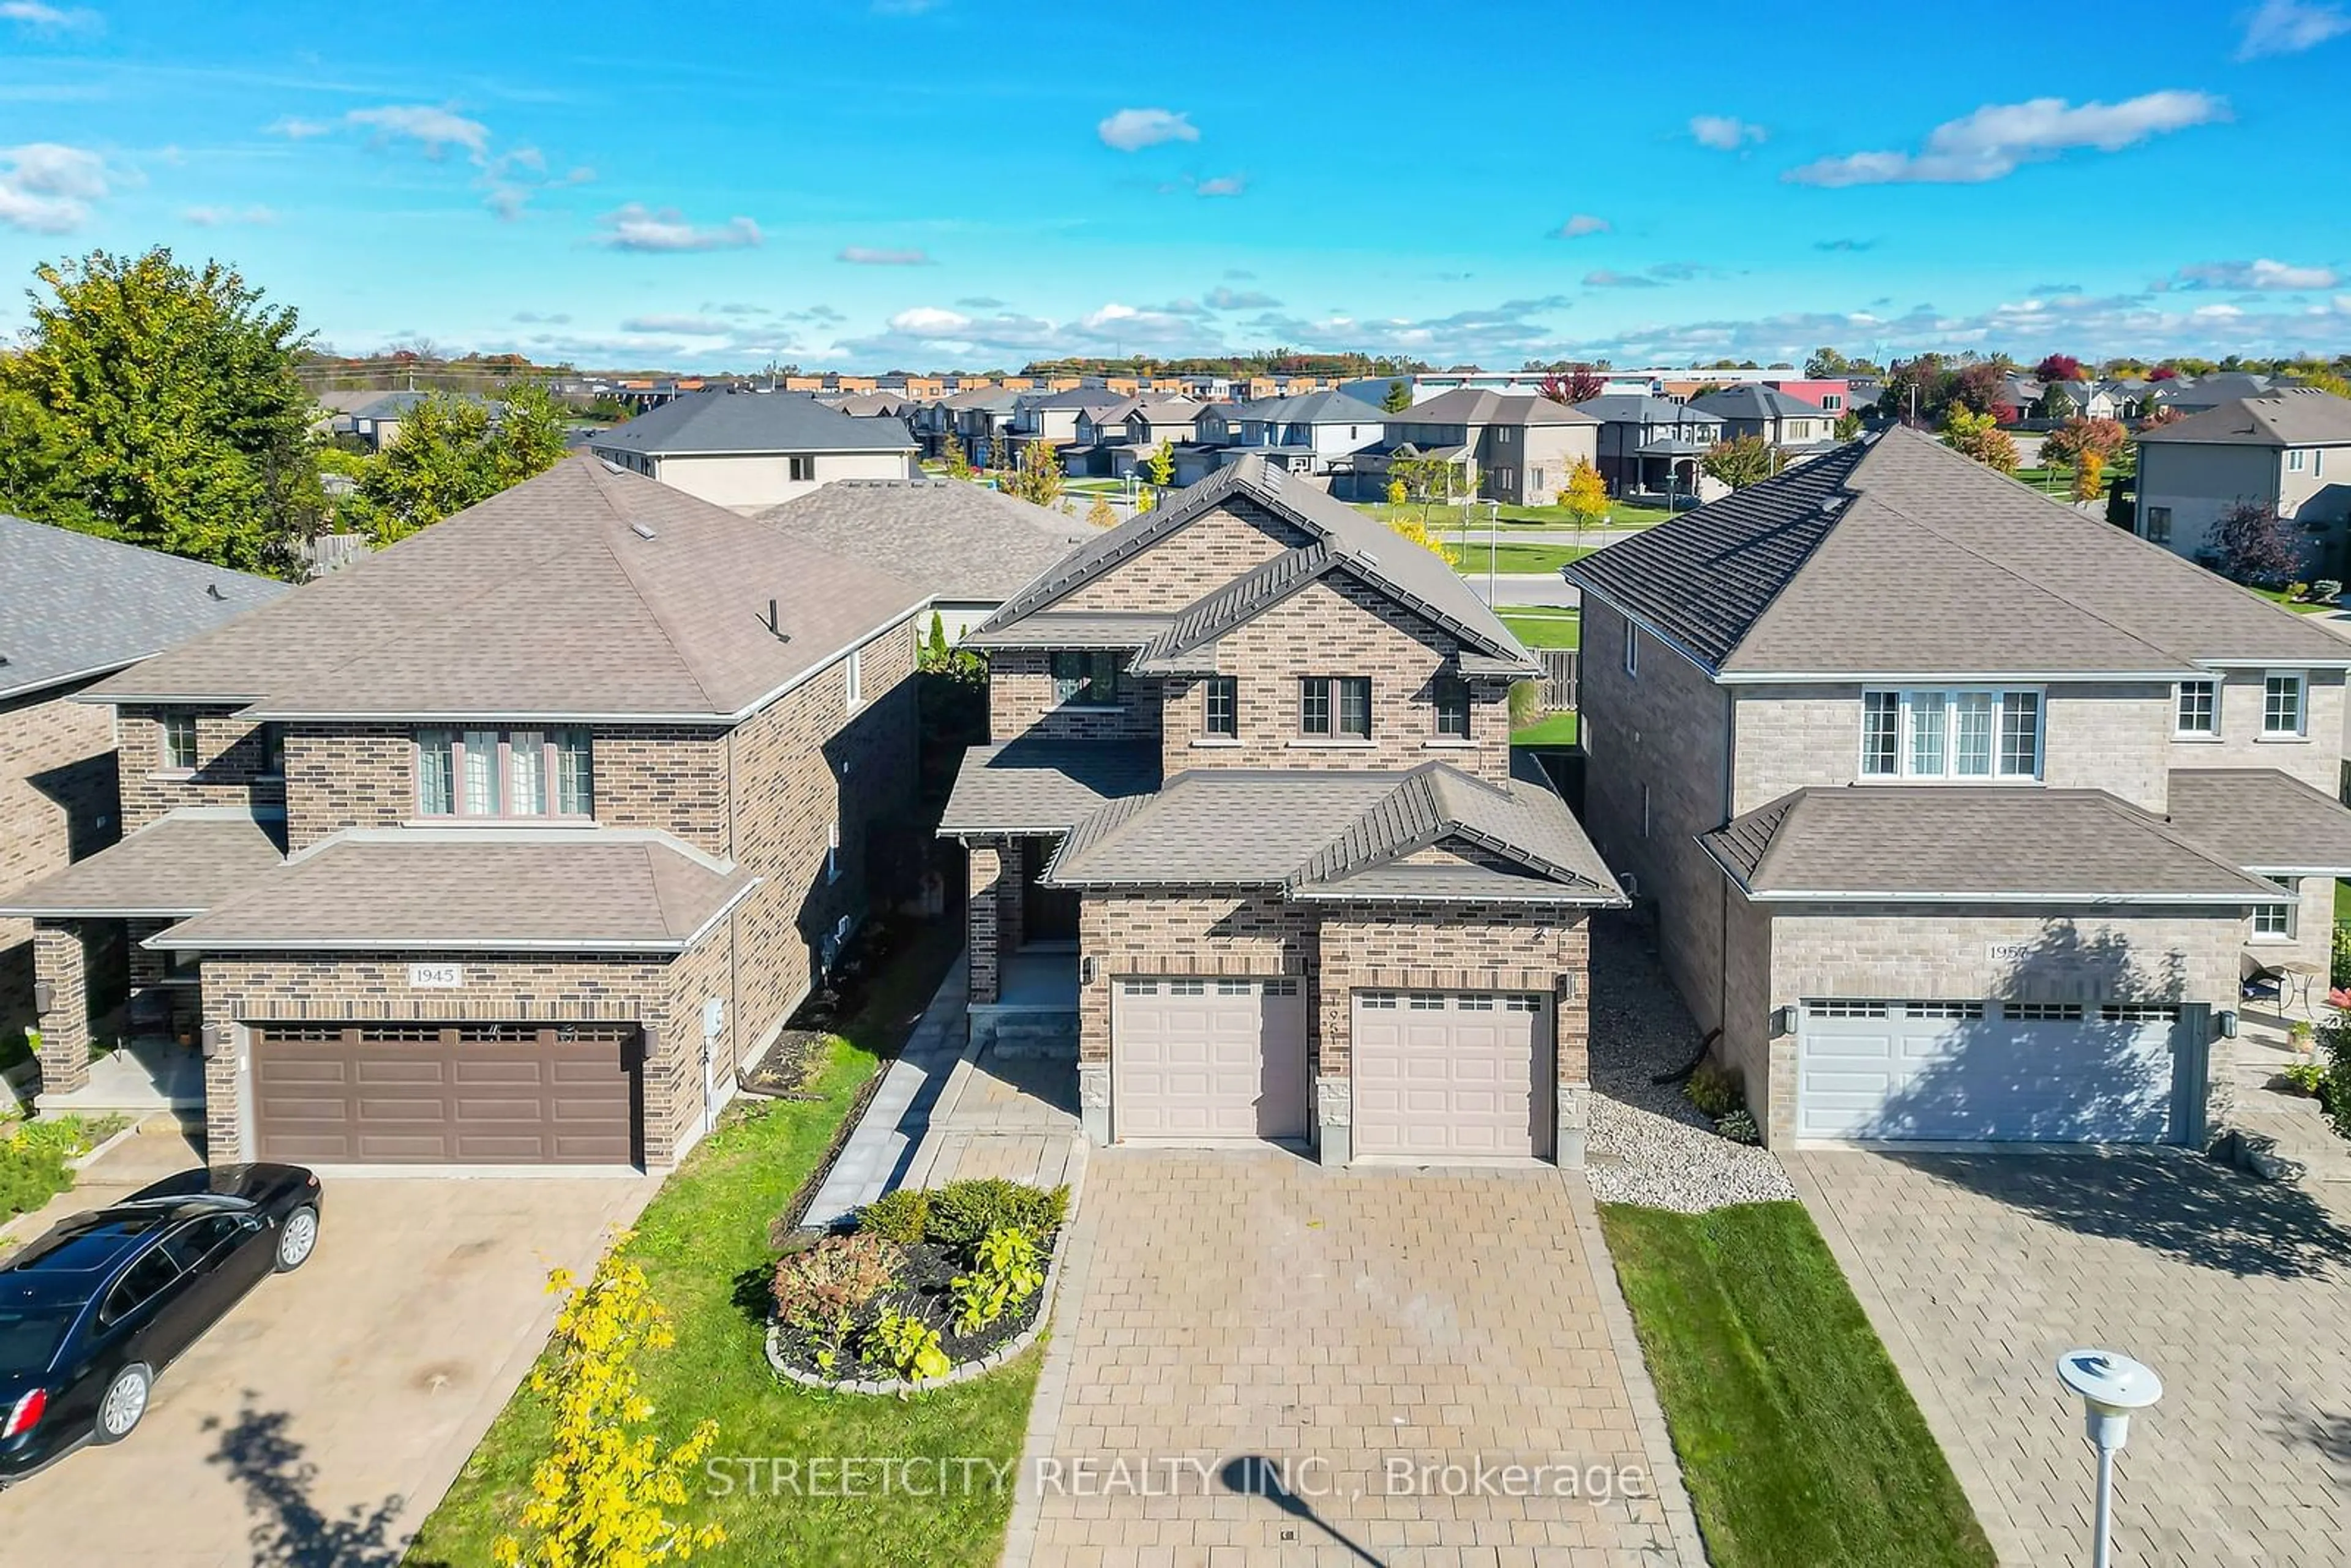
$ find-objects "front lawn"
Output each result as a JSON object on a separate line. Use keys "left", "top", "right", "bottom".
{"left": 407, "top": 926, "right": 1043, "bottom": 1568}
{"left": 2254, "top": 587, "right": 2339, "bottom": 615}
{"left": 1358, "top": 500, "right": 1673, "bottom": 529}
{"left": 1499, "top": 611, "right": 1580, "bottom": 649}
{"left": 1452, "top": 542, "right": 1595, "bottom": 576}
{"left": 1509, "top": 711, "right": 1580, "bottom": 746}
{"left": 1600, "top": 1202, "right": 1993, "bottom": 1568}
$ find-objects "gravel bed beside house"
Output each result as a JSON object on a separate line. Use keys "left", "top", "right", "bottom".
{"left": 1584, "top": 915, "right": 1797, "bottom": 1212}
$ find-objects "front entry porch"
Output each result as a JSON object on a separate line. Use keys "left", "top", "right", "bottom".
{"left": 966, "top": 835, "right": 1080, "bottom": 1056}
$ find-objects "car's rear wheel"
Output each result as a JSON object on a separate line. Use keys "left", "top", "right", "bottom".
{"left": 275, "top": 1206, "right": 320, "bottom": 1272}
{"left": 94, "top": 1364, "right": 151, "bottom": 1444}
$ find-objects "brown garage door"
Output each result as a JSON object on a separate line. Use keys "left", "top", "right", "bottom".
{"left": 251, "top": 1023, "right": 640, "bottom": 1165}
{"left": 1352, "top": 991, "right": 1552, "bottom": 1160}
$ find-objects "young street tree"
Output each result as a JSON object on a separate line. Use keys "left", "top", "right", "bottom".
{"left": 1381, "top": 379, "right": 1413, "bottom": 413}
{"left": 340, "top": 383, "right": 569, "bottom": 544}
{"left": 0, "top": 247, "right": 318, "bottom": 576}
{"left": 1700, "top": 434, "right": 1779, "bottom": 490}
{"left": 1144, "top": 438, "right": 1176, "bottom": 491}
{"left": 1561, "top": 457, "right": 1609, "bottom": 538}
{"left": 2213, "top": 500, "right": 2302, "bottom": 585}
{"left": 2072, "top": 451, "right": 2105, "bottom": 505}
{"left": 942, "top": 433, "right": 975, "bottom": 480}
{"left": 1940, "top": 406, "right": 2020, "bottom": 474}
{"left": 2040, "top": 416, "right": 2128, "bottom": 470}
{"left": 1003, "top": 437, "right": 1064, "bottom": 508}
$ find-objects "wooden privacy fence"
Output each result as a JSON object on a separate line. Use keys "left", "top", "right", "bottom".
{"left": 1535, "top": 650, "right": 1578, "bottom": 714}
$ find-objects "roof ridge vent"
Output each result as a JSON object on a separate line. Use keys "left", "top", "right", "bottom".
{"left": 599, "top": 458, "right": 625, "bottom": 474}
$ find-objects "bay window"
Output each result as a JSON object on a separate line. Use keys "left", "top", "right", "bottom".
{"left": 1860, "top": 688, "right": 2041, "bottom": 780}
{"left": 416, "top": 728, "right": 592, "bottom": 819}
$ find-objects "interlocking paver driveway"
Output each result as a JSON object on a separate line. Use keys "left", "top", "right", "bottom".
{"left": 1013, "top": 1148, "right": 1688, "bottom": 1567}
{"left": 1791, "top": 1148, "right": 2351, "bottom": 1568}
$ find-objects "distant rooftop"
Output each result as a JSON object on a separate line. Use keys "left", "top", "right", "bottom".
{"left": 589, "top": 388, "right": 917, "bottom": 457}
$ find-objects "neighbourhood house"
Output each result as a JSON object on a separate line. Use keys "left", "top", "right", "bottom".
{"left": 588, "top": 388, "right": 919, "bottom": 511}
{"left": 1174, "top": 391, "right": 1387, "bottom": 487}
{"left": 1007, "top": 388, "right": 1128, "bottom": 464}
{"left": 0, "top": 517, "right": 287, "bottom": 1046}
{"left": 1064, "top": 397, "right": 1207, "bottom": 479}
{"left": 919, "top": 388, "right": 1023, "bottom": 467}
{"left": 2153, "top": 372, "right": 2276, "bottom": 416}
{"left": 1571, "top": 394, "right": 1728, "bottom": 500}
{"left": 939, "top": 456, "right": 1622, "bottom": 1166}
{"left": 1687, "top": 385, "right": 1837, "bottom": 460}
{"left": 1567, "top": 426, "right": 2351, "bottom": 1150}
{"left": 1352, "top": 389, "right": 1602, "bottom": 507}
{"left": 2133, "top": 389, "right": 2351, "bottom": 571}
{"left": 758, "top": 479, "right": 1092, "bottom": 642}
{"left": 1, "top": 454, "right": 926, "bottom": 1171}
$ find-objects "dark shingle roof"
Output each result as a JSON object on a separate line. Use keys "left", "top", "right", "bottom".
{"left": 1393, "top": 388, "right": 1599, "bottom": 427}
{"left": 759, "top": 479, "right": 1093, "bottom": 603}
{"left": 1571, "top": 394, "right": 1723, "bottom": 427}
{"left": 1699, "top": 786, "right": 2285, "bottom": 901}
{"left": 1569, "top": 426, "right": 2351, "bottom": 677}
{"left": 89, "top": 454, "right": 927, "bottom": 720}
{"left": 589, "top": 389, "right": 916, "bottom": 456}
{"left": 1689, "top": 385, "right": 1830, "bottom": 420}
{"left": 938, "top": 740, "right": 1161, "bottom": 835}
{"left": 150, "top": 828, "right": 752, "bottom": 951}
{"left": 0, "top": 516, "right": 288, "bottom": 700}
{"left": 1234, "top": 390, "right": 1387, "bottom": 426}
{"left": 0, "top": 808, "right": 285, "bottom": 918}
{"left": 2165, "top": 768, "right": 2351, "bottom": 875}
{"left": 2135, "top": 390, "right": 2351, "bottom": 448}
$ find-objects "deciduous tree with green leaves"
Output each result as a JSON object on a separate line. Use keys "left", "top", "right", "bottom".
{"left": 942, "top": 433, "right": 975, "bottom": 480}
{"left": 1700, "top": 434, "right": 1779, "bottom": 490}
{"left": 1144, "top": 438, "right": 1175, "bottom": 490}
{"left": 1940, "top": 405, "right": 2020, "bottom": 474}
{"left": 1832, "top": 408, "right": 1865, "bottom": 441}
{"left": 1002, "top": 438, "right": 1064, "bottom": 508}
{"left": 0, "top": 247, "right": 318, "bottom": 576}
{"left": 340, "top": 382, "right": 569, "bottom": 544}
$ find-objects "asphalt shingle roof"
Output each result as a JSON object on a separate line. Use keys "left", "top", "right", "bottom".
{"left": 1689, "top": 385, "right": 1831, "bottom": 419}
{"left": 0, "top": 516, "right": 288, "bottom": 700}
{"left": 150, "top": 828, "right": 752, "bottom": 951}
{"left": 1699, "top": 785, "right": 2286, "bottom": 901}
{"left": 589, "top": 389, "right": 916, "bottom": 456}
{"left": 1234, "top": 390, "right": 1387, "bottom": 426}
{"left": 2135, "top": 390, "right": 2351, "bottom": 448}
{"left": 1393, "top": 388, "right": 1599, "bottom": 427}
{"left": 938, "top": 739, "right": 1162, "bottom": 835}
{"left": 89, "top": 453, "right": 928, "bottom": 720}
{"left": 758, "top": 479, "right": 1093, "bottom": 604}
{"left": 0, "top": 808, "right": 286, "bottom": 918}
{"left": 1571, "top": 394, "right": 1723, "bottom": 427}
{"left": 2164, "top": 768, "right": 2351, "bottom": 874}
{"left": 1568, "top": 425, "right": 2351, "bottom": 677}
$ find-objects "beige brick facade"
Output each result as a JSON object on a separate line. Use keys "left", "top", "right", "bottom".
{"left": 1052, "top": 497, "right": 1307, "bottom": 611}
{"left": 118, "top": 704, "right": 283, "bottom": 833}
{"left": 988, "top": 650, "right": 1163, "bottom": 744}
{"left": 2, "top": 684, "right": 118, "bottom": 1033}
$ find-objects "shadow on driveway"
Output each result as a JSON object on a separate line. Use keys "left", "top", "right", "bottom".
{"left": 206, "top": 1397, "right": 407, "bottom": 1568}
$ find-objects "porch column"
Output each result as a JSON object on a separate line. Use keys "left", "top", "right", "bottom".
{"left": 967, "top": 843, "right": 1002, "bottom": 1005}
{"left": 30, "top": 920, "right": 92, "bottom": 1095}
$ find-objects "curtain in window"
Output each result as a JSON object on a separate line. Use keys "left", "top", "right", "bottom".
{"left": 1952, "top": 693, "right": 1995, "bottom": 776}
{"left": 508, "top": 729, "right": 547, "bottom": 816}
{"left": 461, "top": 729, "right": 501, "bottom": 816}
{"left": 1907, "top": 692, "right": 1946, "bottom": 776}
{"left": 417, "top": 730, "right": 456, "bottom": 815}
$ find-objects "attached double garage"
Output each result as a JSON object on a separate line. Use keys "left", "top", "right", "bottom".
{"left": 1110, "top": 977, "right": 1556, "bottom": 1161}
{"left": 1794, "top": 997, "right": 2205, "bottom": 1145}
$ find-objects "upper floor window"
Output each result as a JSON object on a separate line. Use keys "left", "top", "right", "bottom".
{"left": 1823, "top": 394, "right": 1843, "bottom": 411}
{"left": 259, "top": 723, "right": 287, "bottom": 778}
{"left": 1497, "top": 427, "right": 1514, "bottom": 445}
{"left": 789, "top": 455, "right": 816, "bottom": 482}
{"left": 160, "top": 712, "right": 198, "bottom": 771}
{"left": 1049, "top": 651, "right": 1123, "bottom": 707}
{"left": 2288, "top": 449, "right": 2306, "bottom": 473}
{"left": 2175, "top": 680, "right": 2218, "bottom": 737}
{"left": 2263, "top": 672, "right": 2306, "bottom": 737}
{"left": 1204, "top": 675, "right": 1237, "bottom": 738}
{"left": 1861, "top": 689, "right": 2042, "bottom": 780}
{"left": 1300, "top": 676, "right": 1372, "bottom": 739}
{"left": 416, "top": 728, "right": 592, "bottom": 819}
{"left": 1433, "top": 675, "right": 1471, "bottom": 738}
{"left": 2144, "top": 506, "right": 2172, "bottom": 544}
{"left": 2255, "top": 876, "right": 2298, "bottom": 939}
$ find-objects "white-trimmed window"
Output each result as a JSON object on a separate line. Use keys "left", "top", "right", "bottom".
{"left": 1860, "top": 688, "right": 2042, "bottom": 780}
{"left": 2263, "top": 672, "right": 2306, "bottom": 737}
{"left": 416, "top": 728, "right": 592, "bottom": 819}
{"left": 789, "top": 455, "right": 816, "bottom": 482}
{"left": 160, "top": 711, "right": 199, "bottom": 771}
{"left": 2255, "top": 876, "right": 2298, "bottom": 939}
{"left": 2174, "top": 679, "right": 2218, "bottom": 737}
{"left": 844, "top": 647, "right": 864, "bottom": 711}
{"left": 2288, "top": 449, "right": 2307, "bottom": 473}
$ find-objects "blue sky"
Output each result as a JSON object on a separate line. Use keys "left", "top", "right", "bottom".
{"left": 1, "top": 1, "right": 2347, "bottom": 370}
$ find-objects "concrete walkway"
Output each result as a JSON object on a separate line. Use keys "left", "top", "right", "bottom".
{"left": 1792, "top": 1146, "right": 2351, "bottom": 1567}
{"left": 1004, "top": 1149, "right": 1697, "bottom": 1566}
{"left": 798, "top": 955, "right": 973, "bottom": 1228}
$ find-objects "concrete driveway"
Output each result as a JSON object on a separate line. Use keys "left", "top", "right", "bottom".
{"left": 1791, "top": 1148, "right": 2351, "bottom": 1567}
{"left": 1005, "top": 1148, "right": 1698, "bottom": 1566}
{"left": 0, "top": 1126, "right": 653, "bottom": 1567}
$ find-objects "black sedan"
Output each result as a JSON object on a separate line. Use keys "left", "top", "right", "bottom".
{"left": 0, "top": 1163, "right": 321, "bottom": 1484}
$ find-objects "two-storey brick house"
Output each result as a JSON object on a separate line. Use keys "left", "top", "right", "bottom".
{"left": 1569, "top": 427, "right": 2351, "bottom": 1150}
{"left": 940, "top": 456, "right": 1622, "bottom": 1165}
{"left": 2, "top": 454, "right": 924, "bottom": 1169}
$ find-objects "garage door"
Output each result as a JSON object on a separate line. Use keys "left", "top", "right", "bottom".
{"left": 252, "top": 1022, "right": 640, "bottom": 1164}
{"left": 1112, "top": 978, "right": 1307, "bottom": 1144}
{"left": 1798, "top": 999, "right": 2184, "bottom": 1142}
{"left": 1352, "top": 991, "right": 1553, "bottom": 1161}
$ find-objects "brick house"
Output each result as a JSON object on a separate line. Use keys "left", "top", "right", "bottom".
{"left": 1569, "top": 426, "right": 2351, "bottom": 1149}
{"left": 0, "top": 516, "right": 287, "bottom": 1052}
{"left": 2, "top": 455, "right": 926, "bottom": 1169}
{"left": 1338, "top": 389, "right": 1602, "bottom": 507}
{"left": 940, "top": 456, "right": 1622, "bottom": 1165}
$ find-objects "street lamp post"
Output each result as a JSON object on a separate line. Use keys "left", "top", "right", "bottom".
{"left": 2055, "top": 1349, "right": 2164, "bottom": 1568}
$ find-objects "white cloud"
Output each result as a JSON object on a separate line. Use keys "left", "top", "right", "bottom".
{"left": 1786, "top": 90, "right": 2228, "bottom": 186}
{"left": 2173, "top": 257, "right": 2340, "bottom": 291}
{"left": 0, "top": 142, "right": 107, "bottom": 233}
{"left": 269, "top": 116, "right": 334, "bottom": 140}
{"left": 1555, "top": 214, "right": 1610, "bottom": 238}
{"left": 618, "top": 313, "right": 735, "bottom": 335}
{"left": 594, "top": 203, "right": 761, "bottom": 252}
{"left": 888, "top": 306, "right": 976, "bottom": 336}
{"left": 2237, "top": 0, "right": 2351, "bottom": 59}
{"left": 838, "top": 246, "right": 934, "bottom": 265}
{"left": 1689, "top": 115, "right": 1765, "bottom": 151}
{"left": 182, "top": 203, "right": 276, "bottom": 227}
{"left": 1194, "top": 174, "right": 1245, "bottom": 197}
{"left": 1, "top": 1, "right": 98, "bottom": 34}
{"left": 1097, "top": 107, "right": 1198, "bottom": 152}
{"left": 344, "top": 104, "right": 492, "bottom": 162}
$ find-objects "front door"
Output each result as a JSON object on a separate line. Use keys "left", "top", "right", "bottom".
{"left": 1020, "top": 836, "right": 1079, "bottom": 943}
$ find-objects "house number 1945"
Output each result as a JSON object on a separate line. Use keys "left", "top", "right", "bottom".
{"left": 408, "top": 963, "right": 464, "bottom": 988}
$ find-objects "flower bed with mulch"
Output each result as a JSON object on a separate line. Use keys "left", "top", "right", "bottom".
{"left": 765, "top": 1178, "right": 1070, "bottom": 1394}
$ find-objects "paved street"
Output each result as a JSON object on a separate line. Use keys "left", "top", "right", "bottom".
{"left": 0, "top": 1130, "right": 652, "bottom": 1567}
{"left": 1790, "top": 1148, "right": 2351, "bottom": 1568}
{"left": 1005, "top": 1148, "right": 1697, "bottom": 1566}
{"left": 1467, "top": 574, "right": 1581, "bottom": 609}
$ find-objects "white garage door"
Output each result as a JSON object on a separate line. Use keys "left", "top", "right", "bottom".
{"left": 1798, "top": 999, "right": 2183, "bottom": 1142}
{"left": 1112, "top": 978, "right": 1308, "bottom": 1144}
{"left": 1352, "top": 991, "right": 1553, "bottom": 1161}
